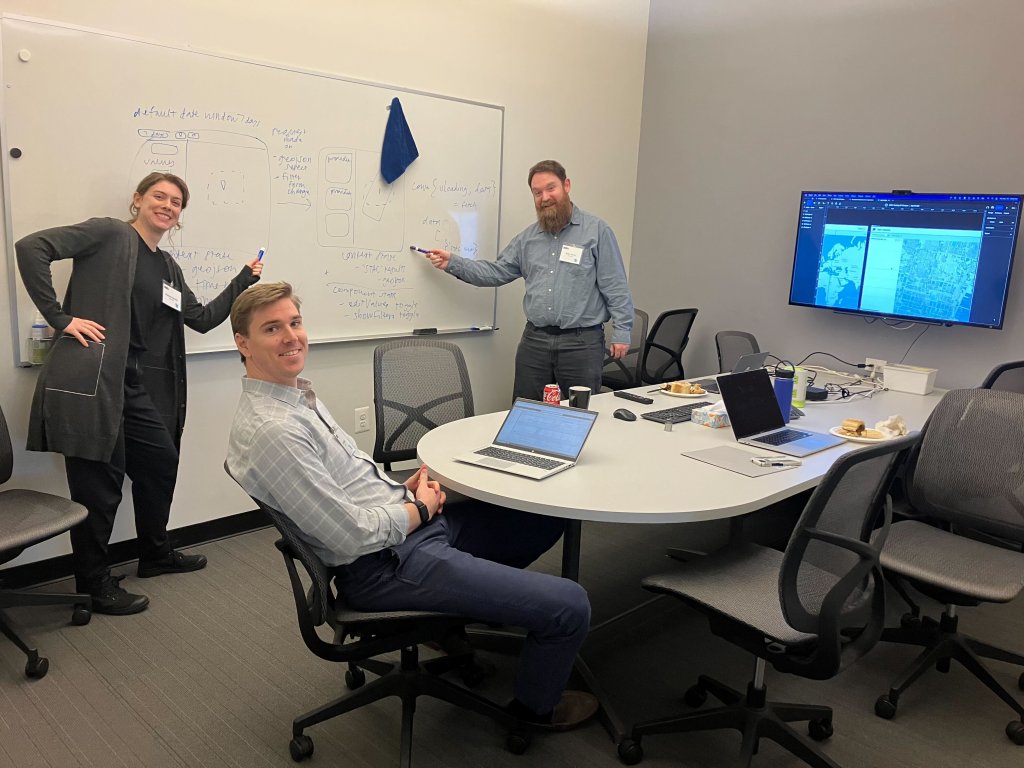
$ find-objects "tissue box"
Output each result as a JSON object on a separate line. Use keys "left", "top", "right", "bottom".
{"left": 883, "top": 364, "right": 937, "bottom": 395}
{"left": 691, "top": 404, "right": 730, "bottom": 429}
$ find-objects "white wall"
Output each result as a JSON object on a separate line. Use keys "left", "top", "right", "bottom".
{"left": 0, "top": 0, "right": 649, "bottom": 565}
{"left": 633, "top": 0, "right": 1024, "bottom": 385}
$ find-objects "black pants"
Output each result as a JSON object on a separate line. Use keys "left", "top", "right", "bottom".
{"left": 65, "top": 369, "right": 179, "bottom": 591}
{"left": 512, "top": 322, "right": 605, "bottom": 403}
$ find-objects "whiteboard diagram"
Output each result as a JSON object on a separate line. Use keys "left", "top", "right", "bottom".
{"left": 318, "top": 148, "right": 404, "bottom": 252}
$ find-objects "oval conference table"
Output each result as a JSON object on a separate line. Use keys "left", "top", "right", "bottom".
{"left": 418, "top": 380, "right": 942, "bottom": 744}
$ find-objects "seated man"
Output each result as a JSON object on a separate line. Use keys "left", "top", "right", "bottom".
{"left": 225, "top": 281, "right": 596, "bottom": 729}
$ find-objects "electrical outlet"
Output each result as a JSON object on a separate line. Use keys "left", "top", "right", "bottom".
{"left": 354, "top": 406, "right": 370, "bottom": 434}
{"left": 865, "top": 358, "right": 887, "bottom": 378}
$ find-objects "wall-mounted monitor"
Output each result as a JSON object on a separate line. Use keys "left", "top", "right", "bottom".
{"left": 788, "top": 191, "right": 1023, "bottom": 329}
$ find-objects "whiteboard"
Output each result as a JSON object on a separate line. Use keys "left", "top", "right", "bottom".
{"left": 1, "top": 16, "right": 501, "bottom": 362}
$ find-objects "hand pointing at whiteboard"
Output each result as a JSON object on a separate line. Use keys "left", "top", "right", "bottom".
{"left": 246, "top": 256, "right": 265, "bottom": 278}
{"left": 423, "top": 248, "right": 450, "bottom": 271}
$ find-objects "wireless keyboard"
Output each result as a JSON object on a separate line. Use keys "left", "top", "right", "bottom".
{"left": 614, "top": 390, "right": 655, "bottom": 405}
{"left": 641, "top": 401, "right": 713, "bottom": 424}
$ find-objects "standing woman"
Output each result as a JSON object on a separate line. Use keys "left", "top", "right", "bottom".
{"left": 16, "top": 172, "right": 262, "bottom": 615}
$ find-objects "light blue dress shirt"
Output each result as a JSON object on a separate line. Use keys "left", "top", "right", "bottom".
{"left": 226, "top": 377, "right": 410, "bottom": 567}
{"left": 446, "top": 205, "right": 634, "bottom": 345}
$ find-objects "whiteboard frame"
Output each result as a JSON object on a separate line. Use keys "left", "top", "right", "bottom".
{"left": 1, "top": 14, "right": 503, "bottom": 365}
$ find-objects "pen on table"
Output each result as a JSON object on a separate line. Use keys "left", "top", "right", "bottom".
{"left": 752, "top": 456, "right": 800, "bottom": 467}
{"left": 256, "top": 248, "right": 265, "bottom": 262}
{"left": 409, "top": 246, "right": 430, "bottom": 254}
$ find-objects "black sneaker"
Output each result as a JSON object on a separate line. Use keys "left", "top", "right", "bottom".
{"left": 90, "top": 574, "right": 149, "bottom": 616}
{"left": 137, "top": 550, "right": 208, "bottom": 578}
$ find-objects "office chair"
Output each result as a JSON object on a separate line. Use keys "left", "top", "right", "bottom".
{"left": 716, "top": 330, "right": 761, "bottom": 374}
{"left": 620, "top": 434, "right": 918, "bottom": 768}
{"left": 226, "top": 481, "right": 524, "bottom": 764}
{"left": 639, "top": 308, "right": 698, "bottom": 385}
{"left": 0, "top": 401, "right": 92, "bottom": 679}
{"left": 601, "top": 308, "right": 650, "bottom": 391}
{"left": 373, "top": 339, "right": 474, "bottom": 483}
{"left": 872, "top": 388, "right": 1024, "bottom": 745}
{"left": 980, "top": 359, "right": 1024, "bottom": 393}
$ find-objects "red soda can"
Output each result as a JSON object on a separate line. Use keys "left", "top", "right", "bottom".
{"left": 543, "top": 384, "right": 561, "bottom": 404}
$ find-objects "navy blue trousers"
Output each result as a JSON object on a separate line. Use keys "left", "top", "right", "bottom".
{"left": 337, "top": 502, "right": 590, "bottom": 715}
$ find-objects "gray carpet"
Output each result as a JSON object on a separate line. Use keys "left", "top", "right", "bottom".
{"left": 1, "top": 520, "right": 1022, "bottom": 767}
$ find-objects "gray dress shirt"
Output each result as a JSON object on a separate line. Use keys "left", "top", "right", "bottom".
{"left": 226, "top": 377, "right": 410, "bottom": 567}
{"left": 446, "top": 205, "right": 634, "bottom": 345}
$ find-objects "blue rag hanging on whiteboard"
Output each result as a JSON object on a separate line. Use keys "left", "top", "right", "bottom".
{"left": 380, "top": 97, "right": 419, "bottom": 183}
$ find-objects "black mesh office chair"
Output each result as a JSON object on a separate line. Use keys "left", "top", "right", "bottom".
{"left": 601, "top": 308, "right": 650, "bottom": 391}
{"left": 620, "top": 434, "right": 918, "bottom": 768}
{"left": 872, "top": 389, "right": 1024, "bottom": 745}
{"left": 639, "top": 308, "right": 698, "bottom": 385}
{"left": 373, "top": 339, "right": 474, "bottom": 481}
{"left": 0, "top": 402, "right": 92, "bottom": 679}
{"left": 226, "top": 479, "right": 524, "bottom": 764}
{"left": 716, "top": 331, "right": 761, "bottom": 374}
{"left": 980, "top": 359, "right": 1024, "bottom": 393}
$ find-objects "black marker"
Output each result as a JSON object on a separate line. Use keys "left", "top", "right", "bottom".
{"left": 412, "top": 328, "right": 437, "bottom": 335}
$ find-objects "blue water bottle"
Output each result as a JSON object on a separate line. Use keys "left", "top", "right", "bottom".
{"left": 773, "top": 363, "right": 795, "bottom": 424}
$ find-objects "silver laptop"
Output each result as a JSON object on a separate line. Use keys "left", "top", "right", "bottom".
{"left": 693, "top": 352, "right": 770, "bottom": 394}
{"left": 716, "top": 369, "right": 844, "bottom": 457}
{"left": 454, "top": 398, "right": 599, "bottom": 480}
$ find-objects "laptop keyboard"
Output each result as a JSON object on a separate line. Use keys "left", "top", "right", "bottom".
{"left": 641, "top": 401, "right": 713, "bottom": 424}
{"left": 475, "top": 446, "right": 565, "bottom": 470}
{"left": 752, "top": 428, "right": 811, "bottom": 446}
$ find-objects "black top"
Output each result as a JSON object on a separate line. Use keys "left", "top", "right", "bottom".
{"left": 129, "top": 232, "right": 175, "bottom": 357}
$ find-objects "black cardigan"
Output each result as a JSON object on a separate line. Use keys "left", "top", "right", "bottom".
{"left": 16, "top": 217, "right": 257, "bottom": 461}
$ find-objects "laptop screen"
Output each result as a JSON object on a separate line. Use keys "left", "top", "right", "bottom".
{"left": 716, "top": 369, "right": 786, "bottom": 439}
{"left": 494, "top": 399, "right": 599, "bottom": 460}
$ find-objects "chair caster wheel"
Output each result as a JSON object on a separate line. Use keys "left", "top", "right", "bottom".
{"left": 618, "top": 738, "right": 643, "bottom": 765}
{"left": 899, "top": 613, "right": 921, "bottom": 630}
{"left": 345, "top": 667, "right": 366, "bottom": 689}
{"left": 684, "top": 684, "right": 707, "bottom": 708}
{"left": 808, "top": 718, "right": 833, "bottom": 741}
{"left": 874, "top": 695, "right": 897, "bottom": 720}
{"left": 505, "top": 728, "right": 530, "bottom": 755}
{"left": 71, "top": 605, "right": 92, "bottom": 626}
{"left": 1007, "top": 720, "right": 1024, "bottom": 745}
{"left": 25, "top": 655, "right": 48, "bottom": 679}
{"left": 289, "top": 734, "right": 314, "bottom": 761}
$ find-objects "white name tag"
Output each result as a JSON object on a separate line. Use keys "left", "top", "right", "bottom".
{"left": 162, "top": 281, "right": 182, "bottom": 312}
{"left": 559, "top": 244, "right": 584, "bottom": 265}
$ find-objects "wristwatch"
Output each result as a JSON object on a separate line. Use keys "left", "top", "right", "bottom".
{"left": 414, "top": 499, "right": 430, "bottom": 525}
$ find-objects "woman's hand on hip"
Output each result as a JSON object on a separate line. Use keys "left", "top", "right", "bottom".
{"left": 63, "top": 317, "right": 106, "bottom": 346}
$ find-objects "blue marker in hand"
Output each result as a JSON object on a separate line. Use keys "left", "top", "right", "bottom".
{"left": 257, "top": 247, "right": 265, "bottom": 261}
{"left": 409, "top": 246, "right": 430, "bottom": 254}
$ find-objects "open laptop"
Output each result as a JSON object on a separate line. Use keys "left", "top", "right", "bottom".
{"left": 692, "top": 351, "right": 770, "bottom": 394}
{"left": 454, "top": 398, "right": 599, "bottom": 480}
{"left": 716, "top": 368, "right": 844, "bottom": 457}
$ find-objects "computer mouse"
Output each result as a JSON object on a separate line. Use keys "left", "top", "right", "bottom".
{"left": 613, "top": 408, "right": 637, "bottom": 422}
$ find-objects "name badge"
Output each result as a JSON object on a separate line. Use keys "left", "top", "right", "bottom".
{"left": 162, "top": 281, "right": 182, "bottom": 312}
{"left": 559, "top": 244, "right": 584, "bottom": 265}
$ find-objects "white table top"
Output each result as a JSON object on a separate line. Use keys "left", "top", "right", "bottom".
{"left": 417, "top": 381, "right": 943, "bottom": 525}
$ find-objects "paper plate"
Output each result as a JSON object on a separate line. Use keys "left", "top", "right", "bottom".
{"left": 829, "top": 426, "right": 889, "bottom": 443}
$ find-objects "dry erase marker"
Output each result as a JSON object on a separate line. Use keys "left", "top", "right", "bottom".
{"left": 409, "top": 246, "right": 430, "bottom": 254}
{"left": 257, "top": 248, "right": 265, "bottom": 261}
